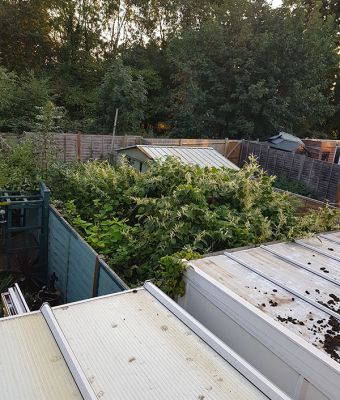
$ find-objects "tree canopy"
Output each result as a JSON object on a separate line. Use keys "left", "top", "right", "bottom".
{"left": 0, "top": 0, "right": 338, "bottom": 138}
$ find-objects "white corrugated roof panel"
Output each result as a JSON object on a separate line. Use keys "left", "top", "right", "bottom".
{"left": 190, "top": 234, "right": 340, "bottom": 363}
{"left": 120, "top": 145, "right": 239, "bottom": 170}
{"left": 181, "top": 232, "right": 340, "bottom": 399}
{"left": 52, "top": 288, "right": 268, "bottom": 400}
{"left": 0, "top": 312, "right": 82, "bottom": 400}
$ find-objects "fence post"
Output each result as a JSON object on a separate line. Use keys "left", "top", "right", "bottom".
{"left": 297, "top": 155, "right": 305, "bottom": 181}
{"left": 92, "top": 256, "right": 101, "bottom": 297}
{"left": 324, "top": 162, "right": 334, "bottom": 202}
{"left": 288, "top": 152, "right": 295, "bottom": 179}
{"left": 307, "top": 159, "right": 315, "bottom": 185}
{"left": 224, "top": 138, "right": 229, "bottom": 157}
{"left": 40, "top": 183, "right": 50, "bottom": 279}
{"left": 76, "top": 131, "right": 81, "bottom": 161}
{"left": 63, "top": 135, "right": 67, "bottom": 162}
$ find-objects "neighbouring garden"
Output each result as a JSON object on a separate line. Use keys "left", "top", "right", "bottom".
{"left": 1, "top": 135, "right": 339, "bottom": 296}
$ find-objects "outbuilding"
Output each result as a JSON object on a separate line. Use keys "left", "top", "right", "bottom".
{"left": 117, "top": 145, "right": 239, "bottom": 171}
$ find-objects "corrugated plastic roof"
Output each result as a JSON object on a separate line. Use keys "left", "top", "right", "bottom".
{"left": 120, "top": 145, "right": 239, "bottom": 170}
{"left": 0, "top": 285, "right": 288, "bottom": 399}
{"left": 0, "top": 313, "right": 82, "bottom": 400}
{"left": 52, "top": 288, "right": 267, "bottom": 399}
{"left": 189, "top": 232, "right": 340, "bottom": 364}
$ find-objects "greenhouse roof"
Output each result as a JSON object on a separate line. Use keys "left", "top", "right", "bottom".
{"left": 118, "top": 145, "right": 240, "bottom": 170}
{"left": 0, "top": 283, "right": 288, "bottom": 400}
{"left": 189, "top": 231, "right": 340, "bottom": 364}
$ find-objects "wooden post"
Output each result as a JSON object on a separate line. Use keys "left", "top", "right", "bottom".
{"left": 272, "top": 149, "right": 278, "bottom": 175}
{"left": 264, "top": 144, "right": 270, "bottom": 171}
{"left": 76, "top": 131, "right": 81, "bottom": 161}
{"left": 224, "top": 138, "right": 229, "bottom": 157}
{"left": 288, "top": 152, "right": 295, "bottom": 179}
{"left": 307, "top": 159, "right": 315, "bottom": 185}
{"left": 123, "top": 134, "right": 128, "bottom": 147}
{"left": 324, "top": 162, "right": 334, "bottom": 202}
{"left": 297, "top": 155, "right": 305, "bottom": 181}
{"left": 258, "top": 143, "right": 262, "bottom": 165}
{"left": 63, "top": 135, "right": 67, "bottom": 162}
{"left": 110, "top": 108, "right": 119, "bottom": 153}
{"left": 336, "top": 184, "right": 340, "bottom": 207}
{"left": 92, "top": 256, "right": 101, "bottom": 297}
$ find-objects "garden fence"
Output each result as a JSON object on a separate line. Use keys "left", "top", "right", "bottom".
{"left": 240, "top": 141, "right": 340, "bottom": 205}
{"left": 48, "top": 206, "right": 128, "bottom": 303}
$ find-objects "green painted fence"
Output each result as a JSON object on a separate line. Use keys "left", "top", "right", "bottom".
{"left": 48, "top": 206, "right": 128, "bottom": 303}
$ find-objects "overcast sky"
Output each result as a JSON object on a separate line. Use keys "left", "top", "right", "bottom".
{"left": 270, "top": 0, "right": 283, "bottom": 7}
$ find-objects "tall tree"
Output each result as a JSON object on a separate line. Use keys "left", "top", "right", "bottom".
{"left": 97, "top": 59, "right": 147, "bottom": 133}
{"left": 167, "top": 1, "right": 338, "bottom": 138}
{"left": 0, "top": 0, "right": 54, "bottom": 72}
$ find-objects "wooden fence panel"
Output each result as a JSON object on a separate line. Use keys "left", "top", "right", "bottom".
{"left": 240, "top": 141, "right": 340, "bottom": 205}
{"left": 37, "top": 133, "right": 242, "bottom": 164}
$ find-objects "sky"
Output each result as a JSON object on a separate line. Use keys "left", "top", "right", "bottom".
{"left": 270, "top": 0, "right": 283, "bottom": 7}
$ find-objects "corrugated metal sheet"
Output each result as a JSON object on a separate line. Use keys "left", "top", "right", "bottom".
{"left": 190, "top": 233, "right": 340, "bottom": 363}
{"left": 0, "top": 312, "right": 82, "bottom": 400}
{"left": 52, "top": 289, "right": 267, "bottom": 400}
{"left": 120, "top": 145, "right": 239, "bottom": 170}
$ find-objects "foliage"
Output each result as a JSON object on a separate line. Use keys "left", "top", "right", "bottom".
{"left": 274, "top": 176, "right": 313, "bottom": 197}
{"left": 0, "top": 68, "right": 52, "bottom": 132}
{"left": 46, "top": 157, "right": 339, "bottom": 297}
{"left": 156, "top": 250, "right": 201, "bottom": 298}
{"left": 33, "top": 101, "right": 65, "bottom": 180}
{"left": 0, "top": 139, "right": 40, "bottom": 192}
{"left": 0, "top": 101, "right": 64, "bottom": 190}
{"left": 0, "top": 0, "right": 338, "bottom": 137}
{"left": 97, "top": 59, "right": 147, "bottom": 133}
{"left": 167, "top": 2, "right": 338, "bottom": 138}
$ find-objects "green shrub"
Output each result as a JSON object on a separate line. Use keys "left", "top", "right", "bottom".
{"left": 274, "top": 176, "right": 312, "bottom": 197}
{"left": 52, "top": 157, "right": 339, "bottom": 296}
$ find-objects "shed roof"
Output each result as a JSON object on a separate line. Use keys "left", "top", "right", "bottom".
{"left": 118, "top": 145, "right": 239, "bottom": 170}
{"left": 189, "top": 232, "right": 340, "bottom": 364}
{"left": 267, "top": 132, "right": 304, "bottom": 152}
{"left": 0, "top": 283, "right": 287, "bottom": 400}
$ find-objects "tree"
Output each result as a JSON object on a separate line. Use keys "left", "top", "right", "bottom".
{"left": 0, "top": 68, "right": 51, "bottom": 132}
{"left": 0, "top": 0, "right": 54, "bottom": 72}
{"left": 33, "top": 100, "right": 66, "bottom": 179}
{"left": 97, "top": 59, "right": 147, "bottom": 133}
{"left": 167, "top": 1, "right": 338, "bottom": 138}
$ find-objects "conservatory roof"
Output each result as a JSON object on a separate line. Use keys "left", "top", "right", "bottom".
{"left": 188, "top": 231, "right": 340, "bottom": 364}
{"left": 0, "top": 283, "right": 288, "bottom": 400}
{"left": 118, "top": 145, "right": 240, "bottom": 170}
{"left": 0, "top": 312, "right": 82, "bottom": 400}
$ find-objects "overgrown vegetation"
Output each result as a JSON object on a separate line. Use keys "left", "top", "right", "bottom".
{"left": 49, "top": 158, "right": 338, "bottom": 295}
{"left": 0, "top": 1, "right": 339, "bottom": 138}
{"left": 1, "top": 138, "right": 339, "bottom": 296}
{"left": 274, "top": 176, "right": 313, "bottom": 198}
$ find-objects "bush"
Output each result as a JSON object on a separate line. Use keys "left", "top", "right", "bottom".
{"left": 274, "top": 176, "right": 312, "bottom": 197}
{"left": 1, "top": 147, "right": 338, "bottom": 297}
{"left": 51, "top": 157, "right": 339, "bottom": 295}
